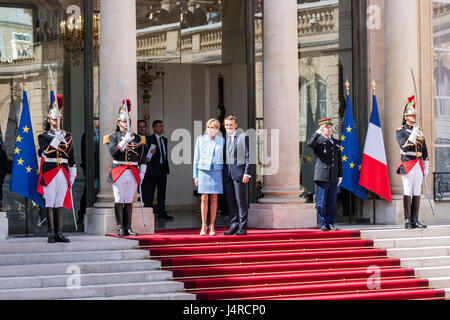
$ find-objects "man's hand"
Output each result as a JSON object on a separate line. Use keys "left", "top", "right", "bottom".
{"left": 242, "top": 175, "right": 250, "bottom": 184}
{"left": 150, "top": 149, "right": 156, "bottom": 154}
{"left": 124, "top": 132, "right": 133, "bottom": 142}
{"left": 194, "top": 178, "right": 199, "bottom": 187}
{"left": 55, "top": 130, "right": 66, "bottom": 143}
{"left": 338, "top": 177, "right": 343, "bottom": 186}
{"left": 316, "top": 124, "right": 326, "bottom": 135}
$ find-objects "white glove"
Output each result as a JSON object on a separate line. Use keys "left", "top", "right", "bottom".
{"left": 338, "top": 177, "right": 343, "bottom": 186}
{"left": 316, "top": 124, "right": 326, "bottom": 134}
{"left": 424, "top": 160, "right": 429, "bottom": 178}
{"left": 69, "top": 166, "right": 77, "bottom": 185}
{"left": 55, "top": 130, "right": 66, "bottom": 142}
{"left": 118, "top": 133, "right": 133, "bottom": 151}
{"left": 409, "top": 126, "right": 420, "bottom": 144}
{"left": 139, "top": 164, "right": 147, "bottom": 184}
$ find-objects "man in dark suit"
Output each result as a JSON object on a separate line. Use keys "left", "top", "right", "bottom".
{"left": 143, "top": 120, "right": 173, "bottom": 220}
{"left": 223, "top": 115, "right": 251, "bottom": 236}
{"left": 307, "top": 117, "right": 343, "bottom": 231}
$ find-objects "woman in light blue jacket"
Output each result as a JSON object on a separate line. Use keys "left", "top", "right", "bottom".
{"left": 193, "top": 118, "right": 224, "bottom": 236}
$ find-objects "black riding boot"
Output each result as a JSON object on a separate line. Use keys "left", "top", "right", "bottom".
{"left": 54, "top": 207, "right": 70, "bottom": 242}
{"left": 411, "top": 196, "right": 427, "bottom": 229}
{"left": 46, "top": 208, "right": 56, "bottom": 243}
{"left": 114, "top": 203, "right": 125, "bottom": 236}
{"left": 124, "top": 203, "right": 138, "bottom": 236}
{"left": 403, "top": 195, "right": 412, "bottom": 229}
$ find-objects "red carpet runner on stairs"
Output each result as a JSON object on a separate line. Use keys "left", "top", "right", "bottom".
{"left": 122, "top": 228, "right": 446, "bottom": 300}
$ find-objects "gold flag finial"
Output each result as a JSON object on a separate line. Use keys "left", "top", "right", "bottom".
{"left": 371, "top": 80, "right": 376, "bottom": 95}
{"left": 345, "top": 78, "right": 350, "bottom": 96}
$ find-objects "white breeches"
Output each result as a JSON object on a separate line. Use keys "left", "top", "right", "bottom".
{"left": 112, "top": 169, "right": 138, "bottom": 203}
{"left": 401, "top": 162, "right": 423, "bottom": 197}
{"left": 43, "top": 169, "right": 68, "bottom": 208}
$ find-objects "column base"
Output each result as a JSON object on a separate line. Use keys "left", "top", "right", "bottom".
{"left": 0, "top": 212, "right": 8, "bottom": 240}
{"left": 85, "top": 203, "right": 154, "bottom": 235}
{"left": 249, "top": 202, "right": 317, "bottom": 229}
{"left": 365, "top": 196, "right": 448, "bottom": 226}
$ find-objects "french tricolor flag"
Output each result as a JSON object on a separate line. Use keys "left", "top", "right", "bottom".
{"left": 359, "top": 94, "right": 392, "bottom": 202}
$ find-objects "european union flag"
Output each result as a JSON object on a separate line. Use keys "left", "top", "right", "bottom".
{"left": 9, "top": 91, "right": 44, "bottom": 207}
{"left": 340, "top": 95, "right": 367, "bottom": 200}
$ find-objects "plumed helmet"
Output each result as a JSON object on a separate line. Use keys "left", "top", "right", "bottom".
{"left": 404, "top": 95, "right": 417, "bottom": 117}
{"left": 117, "top": 99, "right": 131, "bottom": 121}
{"left": 47, "top": 94, "right": 63, "bottom": 120}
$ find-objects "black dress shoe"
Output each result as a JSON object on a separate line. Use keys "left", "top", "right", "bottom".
{"left": 124, "top": 225, "right": 138, "bottom": 236}
{"left": 224, "top": 228, "right": 238, "bottom": 236}
{"left": 328, "top": 225, "right": 339, "bottom": 231}
{"left": 235, "top": 230, "right": 247, "bottom": 236}
{"left": 117, "top": 225, "right": 125, "bottom": 237}
{"left": 55, "top": 231, "right": 70, "bottom": 243}
{"left": 48, "top": 231, "right": 56, "bottom": 243}
{"left": 320, "top": 225, "right": 329, "bottom": 232}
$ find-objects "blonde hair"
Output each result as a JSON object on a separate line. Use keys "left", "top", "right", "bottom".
{"left": 206, "top": 118, "right": 220, "bottom": 130}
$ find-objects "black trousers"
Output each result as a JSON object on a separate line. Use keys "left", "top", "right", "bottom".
{"left": 224, "top": 176, "right": 248, "bottom": 232}
{"left": 142, "top": 169, "right": 168, "bottom": 216}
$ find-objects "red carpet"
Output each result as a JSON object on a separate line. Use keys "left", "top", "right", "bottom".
{"left": 119, "top": 228, "right": 446, "bottom": 300}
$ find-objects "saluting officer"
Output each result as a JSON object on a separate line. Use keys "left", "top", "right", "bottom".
{"left": 37, "top": 95, "right": 76, "bottom": 243}
{"left": 104, "top": 100, "right": 147, "bottom": 237}
{"left": 307, "top": 117, "right": 343, "bottom": 231}
{"left": 396, "top": 95, "right": 429, "bottom": 229}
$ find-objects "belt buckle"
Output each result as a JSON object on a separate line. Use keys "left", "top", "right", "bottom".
{"left": 416, "top": 152, "right": 422, "bottom": 158}
{"left": 57, "top": 158, "right": 63, "bottom": 165}
{"left": 128, "top": 161, "right": 132, "bottom": 166}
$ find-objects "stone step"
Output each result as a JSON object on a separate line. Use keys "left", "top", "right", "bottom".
{"left": 0, "top": 249, "right": 148, "bottom": 266}
{"left": 0, "top": 237, "right": 139, "bottom": 254}
{"left": 71, "top": 292, "right": 196, "bottom": 300}
{"left": 374, "top": 236, "right": 450, "bottom": 249}
{"left": 388, "top": 246, "right": 450, "bottom": 258}
{"left": 414, "top": 266, "right": 450, "bottom": 278}
{"left": 0, "top": 281, "right": 185, "bottom": 300}
{"left": 427, "top": 278, "right": 450, "bottom": 290}
{"left": 0, "top": 270, "right": 173, "bottom": 290}
{"left": 401, "top": 256, "right": 450, "bottom": 268}
{"left": 0, "top": 259, "right": 161, "bottom": 278}
{"left": 361, "top": 226, "right": 450, "bottom": 240}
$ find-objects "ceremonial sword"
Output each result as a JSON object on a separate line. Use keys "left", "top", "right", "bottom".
{"left": 411, "top": 68, "right": 436, "bottom": 216}
{"left": 118, "top": 73, "right": 147, "bottom": 226}
{"left": 48, "top": 66, "right": 78, "bottom": 229}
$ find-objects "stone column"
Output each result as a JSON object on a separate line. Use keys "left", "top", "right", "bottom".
{"left": 0, "top": 212, "right": 8, "bottom": 240}
{"left": 249, "top": 0, "right": 315, "bottom": 229}
{"left": 85, "top": 0, "right": 154, "bottom": 235}
{"left": 376, "top": 0, "right": 437, "bottom": 225}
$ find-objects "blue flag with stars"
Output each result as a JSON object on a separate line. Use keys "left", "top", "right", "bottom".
{"left": 9, "top": 91, "right": 44, "bottom": 207}
{"left": 340, "top": 95, "right": 367, "bottom": 200}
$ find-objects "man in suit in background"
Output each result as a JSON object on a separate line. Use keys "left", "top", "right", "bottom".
{"left": 223, "top": 115, "right": 251, "bottom": 236}
{"left": 145, "top": 120, "right": 173, "bottom": 220}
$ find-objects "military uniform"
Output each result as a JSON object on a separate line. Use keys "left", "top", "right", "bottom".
{"left": 104, "top": 100, "right": 147, "bottom": 236}
{"left": 37, "top": 94, "right": 76, "bottom": 243}
{"left": 307, "top": 117, "right": 343, "bottom": 231}
{"left": 396, "top": 95, "right": 429, "bottom": 229}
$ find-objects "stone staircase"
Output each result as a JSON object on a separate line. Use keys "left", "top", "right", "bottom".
{"left": 0, "top": 234, "right": 195, "bottom": 300}
{"left": 360, "top": 225, "right": 450, "bottom": 299}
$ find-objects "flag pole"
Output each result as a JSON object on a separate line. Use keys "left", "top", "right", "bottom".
{"left": 372, "top": 80, "right": 377, "bottom": 225}
{"left": 22, "top": 73, "right": 31, "bottom": 236}
{"left": 345, "top": 79, "right": 352, "bottom": 224}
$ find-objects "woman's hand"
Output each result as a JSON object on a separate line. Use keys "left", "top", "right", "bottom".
{"left": 194, "top": 178, "right": 199, "bottom": 187}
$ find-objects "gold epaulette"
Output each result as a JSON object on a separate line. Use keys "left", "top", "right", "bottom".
{"left": 141, "top": 135, "right": 146, "bottom": 145}
{"left": 397, "top": 125, "right": 403, "bottom": 131}
{"left": 103, "top": 132, "right": 114, "bottom": 145}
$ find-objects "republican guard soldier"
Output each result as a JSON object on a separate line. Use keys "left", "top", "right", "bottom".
{"left": 104, "top": 100, "right": 147, "bottom": 236}
{"left": 307, "top": 117, "right": 343, "bottom": 231}
{"left": 37, "top": 95, "right": 76, "bottom": 243}
{"left": 396, "top": 95, "right": 429, "bottom": 229}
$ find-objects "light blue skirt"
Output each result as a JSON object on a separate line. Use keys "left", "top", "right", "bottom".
{"left": 198, "top": 169, "right": 223, "bottom": 194}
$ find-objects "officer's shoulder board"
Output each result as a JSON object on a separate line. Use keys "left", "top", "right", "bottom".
{"left": 103, "top": 132, "right": 115, "bottom": 145}
{"left": 140, "top": 135, "right": 146, "bottom": 145}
